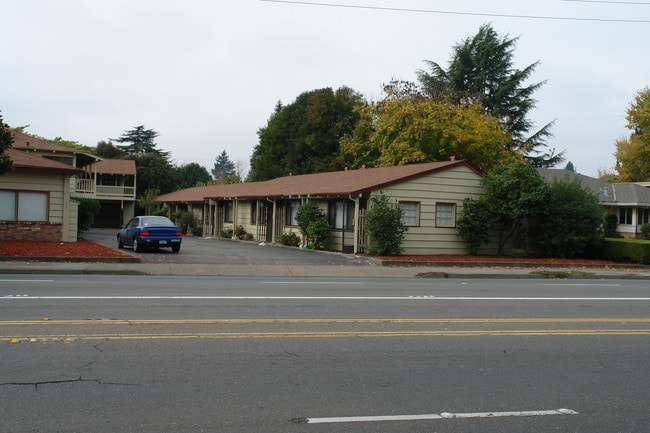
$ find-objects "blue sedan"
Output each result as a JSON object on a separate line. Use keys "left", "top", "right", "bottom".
{"left": 117, "top": 216, "right": 182, "bottom": 253}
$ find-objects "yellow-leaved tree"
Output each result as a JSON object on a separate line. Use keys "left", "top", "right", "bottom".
{"left": 338, "top": 87, "right": 520, "bottom": 171}
{"left": 615, "top": 87, "right": 650, "bottom": 182}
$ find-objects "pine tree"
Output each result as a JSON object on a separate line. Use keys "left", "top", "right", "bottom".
{"left": 212, "top": 150, "right": 235, "bottom": 181}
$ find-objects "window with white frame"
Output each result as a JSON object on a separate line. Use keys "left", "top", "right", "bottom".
{"left": 328, "top": 200, "right": 354, "bottom": 230}
{"left": 619, "top": 207, "right": 633, "bottom": 225}
{"left": 285, "top": 200, "right": 300, "bottom": 226}
{"left": 638, "top": 208, "right": 649, "bottom": 225}
{"left": 399, "top": 201, "right": 420, "bottom": 226}
{"left": 0, "top": 190, "right": 48, "bottom": 222}
{"left": 435, "top": 202, "right": 456, "bottom": 227}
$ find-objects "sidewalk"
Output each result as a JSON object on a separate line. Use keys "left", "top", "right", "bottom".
{"left": 1, "top": 259, "right": 650, "bottom": 279}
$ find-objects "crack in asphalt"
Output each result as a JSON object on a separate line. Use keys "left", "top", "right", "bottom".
{"left": 0, "top": 376, "right": 136, "bottom": 390}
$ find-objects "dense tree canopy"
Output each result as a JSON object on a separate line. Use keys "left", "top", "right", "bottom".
{"left": 0, "top": 112, "right": 13, "bottom": 175}
{"left": 176, "top": 162, "right": 212, "bottom": 189}
{"left": 417, "top": 24, "right": 561, "bottom": 167}
{"left": 249, "top": 87, "right": 364, "bottom": 181}
{"left": 339, "top": 87, "right": 517, "bottom": 171}
{"left": 95, "top": 140, "right": 126, "bottom": 159}
{"left": 615, "top": 87, "right": 650, "bottom": 181}
{"left": 133, "top": 153, "right": 178, "bottom": 197}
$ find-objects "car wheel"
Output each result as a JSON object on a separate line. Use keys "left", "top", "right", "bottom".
{"left": 172, "top": 244, "right": 180, "bottom": 253}
{"left": 117, "top": 235, "right": 124, "bottom": 249}
{"left": 133, "top": 238, "right": 142, "bottom": 252}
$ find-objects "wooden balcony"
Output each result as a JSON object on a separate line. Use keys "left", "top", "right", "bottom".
{"left": 73, "top": 178, "right": 136, "bottom": 200}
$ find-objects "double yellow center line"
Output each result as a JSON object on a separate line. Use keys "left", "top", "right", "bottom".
{"left": 2, "top": 318, "right": 650, "bottom": 341}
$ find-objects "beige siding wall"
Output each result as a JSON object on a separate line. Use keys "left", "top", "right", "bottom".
{"left": 0, "top": 170, "right": 74, "bottom": 241}
{"left": 0, "top": 170, "right": 67, "bottom": 223}
{"left": 376, "top": 165, "right": 485, "bottom": 255}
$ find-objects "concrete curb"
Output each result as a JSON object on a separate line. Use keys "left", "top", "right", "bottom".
{"left": 1, "top": 260, "right": 650, "bottom": 279}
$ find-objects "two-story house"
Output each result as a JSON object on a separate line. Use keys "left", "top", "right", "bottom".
{"left": 1, "top": 131, "right": 137, "bottom": 241}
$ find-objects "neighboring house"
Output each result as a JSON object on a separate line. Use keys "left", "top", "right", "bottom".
{"left": 156, "top": 160, "right": 485, "bottom": 255}
{"left": 538, "top": 168, "right": 650, "bottom": 239}
{"left": 1, "top": 148, "right": 81, "bottom": 242}
{"left": 8, "top": 131, "right": 137, "bottom": 228}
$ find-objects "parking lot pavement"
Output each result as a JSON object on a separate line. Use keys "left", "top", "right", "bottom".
{"left": 83, "top": 229, "right": 375, "bottom": 267}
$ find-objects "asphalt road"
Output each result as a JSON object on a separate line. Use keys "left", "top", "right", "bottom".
{"left": 85, "top": 228, "right": 372, "bottom": 266}
{"left": 2, "top": 275, "right": 650, "bottom": 432}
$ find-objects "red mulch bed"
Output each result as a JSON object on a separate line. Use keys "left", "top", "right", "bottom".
{"left": 0, "top": 240, "right": 131, "bottom": 258}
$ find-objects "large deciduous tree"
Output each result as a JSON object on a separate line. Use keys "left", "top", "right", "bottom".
{"left": 0, "top": 112, "right": 14, "bottom": 175}
{"left": 249, "top": 86, "right": 364, "bottom": 181}
{"left": 417, "top": 24, "right": 562, "bottom": 167}
{"left": 176, "top": 162, "right": 212, "bottom": 189}
{"left": 339, "top": 86, "right": 517, "bottom": 171}
{"left": 615, "top": 87, "right": 650, "bottom": 181}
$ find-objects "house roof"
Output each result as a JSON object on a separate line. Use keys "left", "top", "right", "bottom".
{"left": 157, "top": 160, "right": 482, "bottom": 203}
{"left": 6, "top": 148, "right": 82, "bottom": 173}
{"left": 85, "top": 158, "right": 137, "bottom": 176}
{"left": 537, "top": 168, "right": 650, "bottom": 206}
{"left": 11, "top": 130, "right": 81, "bottom": 153}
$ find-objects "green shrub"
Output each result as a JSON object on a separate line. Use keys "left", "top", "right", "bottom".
{"left": 234, "top": 225, "right": 247, "bottom": 239}
{"left": 306, "top": 219, "right": 331, "bottom": 250}
{"left": 364, "top": 194, "right": 407, "bottom": 255}
{"left": 244, "top": 233, "right": 255, "bottom": 241}
{"left": 74, "top": 197, "right": 101, "bottom": 237}
{"left": 220, "top": 228, "right": 233, "bottom": 238}
{"left": 601, "top": 238, "right": 650, "bottom": 264}
{"left": 172, "top": 211, "right": 200, "bottom": 235}
{"left": 295, "top": 201, "right": 330, "bottom": 249}
{"left": 641, "top": 223, "right": 650, "bottom": 240}
{"left": 603, "top": 214, "right": 620, "bottom": 238}
{"left": 152, "top": 208, "right": 169, "bottom": 217}
{"left": 280, "top": 232, "right": 301, "bottom": 247}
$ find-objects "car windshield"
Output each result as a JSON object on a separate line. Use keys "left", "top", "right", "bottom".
{"left": 141, "top": 216, "right": 175, "bottom": 227}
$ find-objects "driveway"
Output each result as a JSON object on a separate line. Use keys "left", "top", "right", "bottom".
{"left": 84, "top": 229, "right": 374, "bottom": 267}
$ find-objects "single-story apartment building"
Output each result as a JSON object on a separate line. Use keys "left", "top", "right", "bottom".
{"left": 156, "top": 160, "right": 486, "bottom": 255}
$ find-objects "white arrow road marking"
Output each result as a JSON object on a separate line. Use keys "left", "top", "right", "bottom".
{"left": 306, "top": 408, "right": 578, "bottom": 424}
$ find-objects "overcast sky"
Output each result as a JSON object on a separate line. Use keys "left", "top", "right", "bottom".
{"left": 2, "top": 0, "right": 649, "bottom": 177}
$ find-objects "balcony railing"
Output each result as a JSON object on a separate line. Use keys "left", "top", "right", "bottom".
{"left": 73, "top": 178, "right": 136, "bottom": 199}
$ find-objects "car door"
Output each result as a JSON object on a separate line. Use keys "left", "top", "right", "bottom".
{"left": 123, "top": 217, "right": 140, "bottom": 245}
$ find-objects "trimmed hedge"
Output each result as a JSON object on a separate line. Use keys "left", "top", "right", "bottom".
{"left": 601, "top": 238, "right": 650, "bottom": 264}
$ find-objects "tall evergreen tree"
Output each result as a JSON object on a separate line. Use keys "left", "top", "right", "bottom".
{"left": 212, "top": 150, "right": 235, "bottom": 181}
{"left": 417, "top": 24, "right": 562, "bottom": 167}
{"left": 114, "top": 125, "right": 169, "bottom": 159}
{"left": 0, "top": 112, "right": 13, "bottom": 175}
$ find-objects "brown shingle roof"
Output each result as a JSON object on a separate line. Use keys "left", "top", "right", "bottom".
{"left": 11, "top": 130, "right": 79, "bottom": 153}
{"left": 157, "top": 160, "right": 481, "bottom": 203}
{"left": 85, "top": 158, "right": 137, "bottom": 175}
{"left": 6, "top": 148, "right": 81, "bottom": 173}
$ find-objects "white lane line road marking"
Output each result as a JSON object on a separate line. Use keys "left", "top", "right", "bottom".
{"left": 306, "top": 408, "right": 578, "bottom": 424}
{"left": 2, "top": 295, "right": 650, "bottom": 301}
